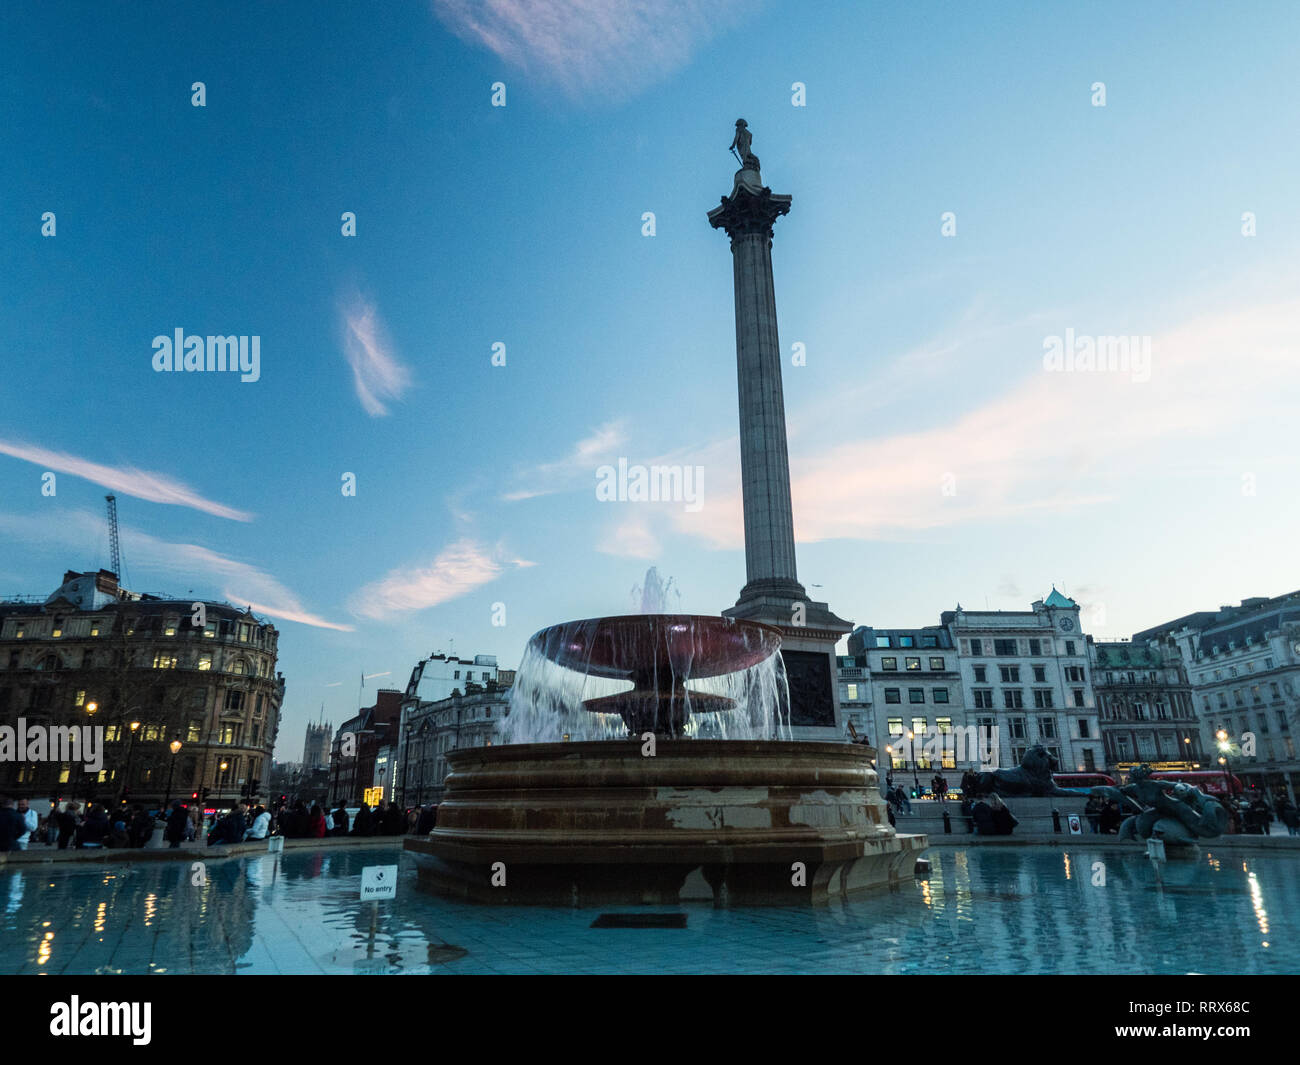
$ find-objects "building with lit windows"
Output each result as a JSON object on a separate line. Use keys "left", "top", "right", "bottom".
{"left": 942, "top": 590, "right": 1102, "bottom": 774}
{"left": 841, "top": 624, "right": 968, "bottom": 784}
{"left": 1134, "top": 591, "right": 1300, "bottom": 802}
{"left": 398, "top": 653, "right": 510, "bottom": 807}
{"left": 0, "top": 569, "right": 284, "bottom": 807}
{"left": 1087, "top": 638, "right": 1201, "bottom": 774}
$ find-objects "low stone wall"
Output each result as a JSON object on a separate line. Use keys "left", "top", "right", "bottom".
{"left": 0, "top": 834, "right": 406, "bottom": 868}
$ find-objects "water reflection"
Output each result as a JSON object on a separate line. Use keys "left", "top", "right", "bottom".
{"left": 0, "top": 846, "right": 1295, "bottom": 975}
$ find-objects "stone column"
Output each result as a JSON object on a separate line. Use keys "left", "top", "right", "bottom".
{"left": 708, "top": 169, "right": 802, "bottom": 601}
{"left": 709, "top": 159, "right": 852, "bottom": 740}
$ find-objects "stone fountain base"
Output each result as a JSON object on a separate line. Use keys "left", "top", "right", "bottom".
{"left": 405, "top": 739, "right": 927, "bottom": 906}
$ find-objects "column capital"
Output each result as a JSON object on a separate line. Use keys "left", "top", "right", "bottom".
{"left": 708, "top": 173, "right": 791, "bottom": 242}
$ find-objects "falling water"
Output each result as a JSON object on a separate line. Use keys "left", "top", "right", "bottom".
{"left": 631, "top": 566, "right": 681, "bottom": 614}
{"left": 499, "top": 615, "right": 791, "bottom": 744}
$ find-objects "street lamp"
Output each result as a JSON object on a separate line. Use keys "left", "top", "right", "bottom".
{"left": 907, "top": 730, "right": 920, "bottom": 796}
{"left": 163, "top": 740, "right": 182, "bottom": 809}
{"left": 119, "top": 720, "right": 141, "bottom": 803}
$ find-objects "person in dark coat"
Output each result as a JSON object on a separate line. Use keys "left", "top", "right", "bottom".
{"left": 56, "top": 803, "right": 80, "bottom": 849}
{"left": 383, "top": 803, "right": 405, "bottom": 836}
{"left": 285, "top": 801, "right": 308, "bottom": 838}
{"left": 0, "top": 798, "right": 25, "bottom": 852}
{"left": 331, "top": 804, "right": 350, "bottom": 836}
{"left": 165, "top": 801, "right": 189, "bottom": 848}
{"left": 989, "top": 795, "right": 1018, "bottom": 835}
{"left": 1084, "top": 794, "right": 1103, "bottom": 833}
{"left": 1098, "top": 800, "right": 1123, "bottom": 835}
{"left": 971, "top": 800, "right": 995, "bottom": 835}
{"left": 76, "top": 804, "right": 110, "bottom": 848}
{"left": 416, "top": 804, "right": 436, "bottom": 835}
{"left": 352, "top": 803, "right": 373, "bottom": 836}
{"left": 208, "top": 805, "right": 246, "bottom": 845}
{"left": 129, "top": 805, "right": 154, "bottom": 848}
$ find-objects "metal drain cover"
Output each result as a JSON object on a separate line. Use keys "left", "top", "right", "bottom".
{"left": 591, "top": 913, "right": 687, "bottom": 929}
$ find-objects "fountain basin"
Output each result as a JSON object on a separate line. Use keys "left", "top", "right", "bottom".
{"left": 406, "top": 739, "right": 927, "bottom": 905}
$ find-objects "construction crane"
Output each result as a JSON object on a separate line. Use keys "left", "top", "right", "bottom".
{"left": 105, "top": 494, "right": 121, "bottom": 577}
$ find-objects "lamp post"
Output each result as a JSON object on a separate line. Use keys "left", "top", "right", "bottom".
{"left": 1216, "top": 730, "right": 1232, "bottom": 794}
{"left": 214, "top": 759, "right": 228, "bottom": 808}
{"left": 402, "top": 723, "right": 413, "bottom": 809}
{"left": 119, "top": 719, "right": 141, "bottom": 803}
{"left": 908, "top": 730, "right": 921, "bottom": 797}
{"left": 163, "top": 740, "right": 182, "bottom": 809}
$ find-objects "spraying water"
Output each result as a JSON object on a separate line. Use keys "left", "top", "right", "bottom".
{"left": 500, "top": 614, "right": 791, "bottom": 744}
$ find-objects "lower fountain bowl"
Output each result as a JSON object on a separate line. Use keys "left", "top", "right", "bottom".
{"left": 405, "top": 739, "right": 927, "bottom": 906}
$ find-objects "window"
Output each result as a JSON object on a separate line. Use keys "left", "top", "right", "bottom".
{"left": 973, "top": 689, "right": 994, "bottom": 709}
{"left": 187, "top": 721, "right": 202, "bottom": 743}
{"left": 899, "top": 636, "right": 914, "bottom": 648}
{"left": 999, "top": 665, "right": 1020, "bottom": 683}
{"left": 1039, "top": 717, "right": 1057, "bottom": 739}
{"left": 51, "top": 618, "right": 64, "bottom": 638}
{"left": 224, "top": 690, "right": 245, "bottom": 712}
{"left": 238, "top": 623, "right": 251, "bottom": 643}
{"left": 1252, "top": 685, "right": 1263, "bottom": 703}
{"left": 231, "top": 659, "right": 247, "bottom": 676}
{"left": 1064, "top": 640, "right": 1075, "bottom": 656}
{"left": 90, "top": 623, "right": 101, "bottom": 636}
{"left": 1003, "top": 689, "right": 1024, "bottom": 709}
{"left": 1032, "top": 665, "right": 1047, "bottom": 683}
{"left": 164, "top": 622, "right": 177, "bottom": 636}
{"left": 972, "top": 665, "right": 987, "bottom": 683}
{"left": 876, "top": 636, "right": 891, "bottom": 648}
{"left": 1033, "top": 689, "right": 1054, "bottom": 709}
{"left": 921, "top": 634, "right": 938, "bottom": 648}
{"left": 1072, "top": 689, "right": 1085, "bottom": 708}
{"left": 846, "top": 683, "right": 858, "bottom": 701}
{"left": 1064, "top": 666, "right": 1085, "bottom": 682}
{"left": 884, "top": 688, "right": 901, "bottom": 704}
{"left": 198, "top": 655, "right": 212, "bottom": 671}
{"left": 994, "top": 639, "right": 1017, "bottom": 656}
{"left": 454, "top": 671, "right": 460, "bottom": 679}
{"left": 152, "top": 653, "right": 178, "bottom": 670}
{"left": 932, "top": 688, "right": 949, "bottom": 703}
{"left": 74, "top": 689, "right": 85, "bottom": 706}
{"left": 880, "top": 657, "right": 897, "bottom": 671}
{"left": 1009, "top": 717, "right": 1027, "bottom": 739}
{"left": 908, "top": 688, "right": 925, "bottom": 704}
{"left": 970, "top": 639, "right": 983, "bottom": 655}
{"left": 1028, "top": 639, "right": 1041, "bottom": 655}
{"left": 929, "top": 656, "right": 945, "bottom": 671}
{"left": 905, "top": 657, "right": 921, "bottom": 671}
{"left": 1265, "top": 657, "right": 1274, "bottom": 669}
{"left": 1079, "top": 719, "right": 1091, "bottom": 739}
{"left": 1218, "top": 693, "right": 1228, "bottom": 708}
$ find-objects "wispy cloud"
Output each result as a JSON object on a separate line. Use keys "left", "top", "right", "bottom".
{"left": 0, "top": 509, "right": 351, "bottom": 631}
{"left": 597, "top": 513, "right": 661, "bottom": 559}
{"left": 0, "top": 438, "right": 252, "bottom": 521}
{"left": 656, "top": 293, "right": 1300, "bottom": 550}
{"left": 349, "top": 538, "right": 533, "bottom": 619}
{"left": 431, "top": 0, "right": 751, "bottom": 100}
{"left": 340, "top": 292, "right": 413, "bottom": 416}
{"left": 502, "top": 420, "right": 625, "bottom": 501}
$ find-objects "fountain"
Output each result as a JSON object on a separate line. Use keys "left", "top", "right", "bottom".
{"left": 405, "top": 614, "right": 926, "bottom": 905}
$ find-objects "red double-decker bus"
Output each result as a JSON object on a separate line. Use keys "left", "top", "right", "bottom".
{"left": 1053, "top": 773, "right": 1116, "bottom": 789}
{"left": 1148, "top": 770, "right": 1243, "bottom": 797}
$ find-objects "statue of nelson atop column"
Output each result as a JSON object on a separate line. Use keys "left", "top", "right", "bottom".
{"left": 729, "top": 118, "right": 760, "bottom": 171}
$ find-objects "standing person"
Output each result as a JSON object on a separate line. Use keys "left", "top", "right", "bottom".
{"left": 307, "top": 803, "right": 327, "bottom": 838}
{"left": 56, "top": 802, "right": 80, "bottom": 849}
{"left": 416, "top": 803, "right": 436, "bottom": 835}
{"left": 331, "top": 803, "right": 350, "bottom": 836}
{"left": 1279, "top": 798, "right": 1299, "bottom": 837}
{"left": 383, "top": 802, "right": 405, "bottom": 835}
{"left": 1084, "top": 794, "right": 1103, "bottom": 833}
{"left": 1099, "top": 800, "right": 1122, "bottom": 835}
{"left": 931, "top": 771, "right": 949, "bottom": 803}
{"left": 129, "top": 805, "right": 154, "bottom": 848}
{"left": 165, "top": 801, "right": 189, "bottom": 849}
{"left": 352, "top": 803, "right": 372, "bottom": 836}
{"left": 15, "top": 799, "right": 39, "bottom": 851}
{"left": 0, "top": 798, "right": 25, "bottom": 852}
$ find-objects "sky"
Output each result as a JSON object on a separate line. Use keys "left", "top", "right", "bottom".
{"left": 3, "top": 1, "right": 1299, "bottom": 760}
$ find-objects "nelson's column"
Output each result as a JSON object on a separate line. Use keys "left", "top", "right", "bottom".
{"left": 709, "top": 119, "right": 852, "bottom": 740}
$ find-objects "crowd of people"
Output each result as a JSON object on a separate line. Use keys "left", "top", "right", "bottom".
{"left": 0, "top": 794, "right": 444, "bottom": 853}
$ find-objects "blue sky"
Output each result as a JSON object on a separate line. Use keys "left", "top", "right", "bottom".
{"left": 3, "top": 1, "right": 1298, "bottom": 758}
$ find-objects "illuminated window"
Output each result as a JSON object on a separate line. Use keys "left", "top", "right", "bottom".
{"left": 152, "top": 653, "right": 178, "bottom": 669}
{"left": 846, "top": 683, "right": 859, "bottom": 701}
{"left": 74, "top": 689, "right": 86, "bottom": 706}
{"left": 231, "top": 659, "right": 247, "bottom": 675}
{"left": 198, "top": 655, "right": 212, "bottom": 671}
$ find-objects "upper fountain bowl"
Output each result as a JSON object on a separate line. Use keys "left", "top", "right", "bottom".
{"left": 532, "top": 614, "right": 782, "bottom": 681}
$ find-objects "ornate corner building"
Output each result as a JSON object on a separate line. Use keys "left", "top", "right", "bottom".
{"left": 0, "top": 569, "right": 284, "bottom": 807}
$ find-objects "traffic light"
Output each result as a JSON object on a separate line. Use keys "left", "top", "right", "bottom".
{"left": 200, "top": 787, "right": 210, "bottom": 802}
{"left": 191, "top": 791, "right": 199, "bottom": 801}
